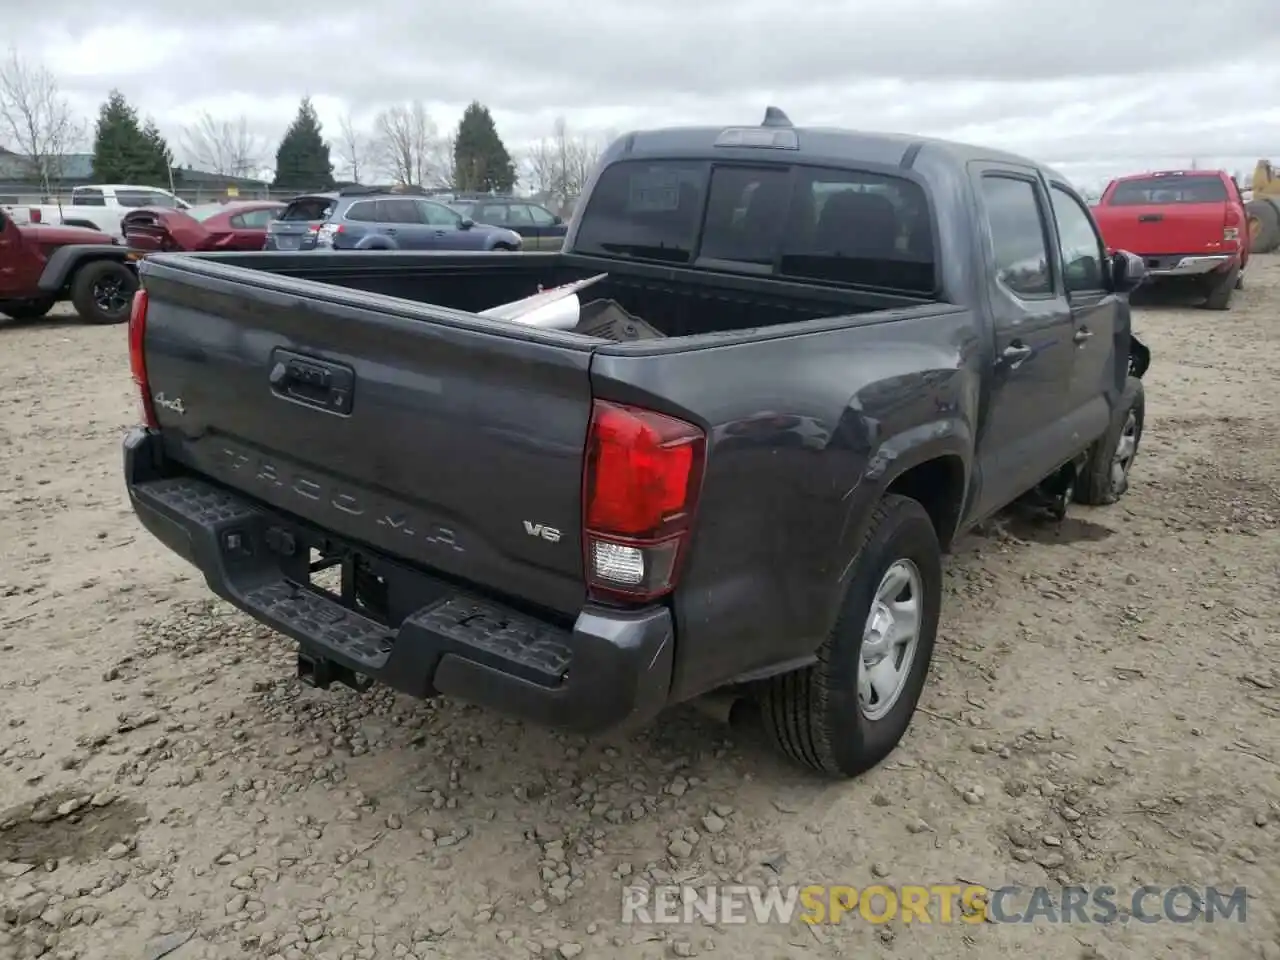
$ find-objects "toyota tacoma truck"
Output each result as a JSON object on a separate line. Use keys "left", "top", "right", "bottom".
{"left": 1091, "top": 169, "right": 1249, "bottom": 310}
{"left": 122, "top": 109, "right": 1151, "bottom": 778}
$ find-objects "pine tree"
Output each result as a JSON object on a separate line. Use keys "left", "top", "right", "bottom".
{"left": 91, "top": 90, "right": 173, "bottom": 185}
{"left": 453, "top": 102, "right": 516, "bottom": 194}
{"left": 272, "top": 97, "right": 335, "bottom": 191}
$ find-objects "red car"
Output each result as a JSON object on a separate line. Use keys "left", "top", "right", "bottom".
{"left": 1091, "top": 169, "right": 1250, "bottom": 310}
{"left": 122, "top": 200, "right": 285, "bottom": 255}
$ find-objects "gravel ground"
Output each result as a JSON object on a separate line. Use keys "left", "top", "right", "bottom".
{"left": 2, "top": 258, "right": 1278, "bottom": 960}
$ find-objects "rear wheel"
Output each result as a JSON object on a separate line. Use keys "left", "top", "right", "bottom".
{"left": 1074, "top": 376, "right": 1144, "bottom": 506}
{"left": 0, "top": 298, "right": 55, "bottom": 321}
{"left": 1245, "top": 199, "right": 1280, "bottom": 254}
{"left": 759, "top": 494, "right": 941, "bottom": 778}
{"left": 1202, "top": 264, "right": 1238, "bottom": 311}
{"left": 70, "top": 259, "right": 137, "bottom": 324}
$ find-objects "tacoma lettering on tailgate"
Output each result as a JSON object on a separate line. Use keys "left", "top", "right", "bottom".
{"left": 215, "top": 445, "right": 464, "bottom": 553}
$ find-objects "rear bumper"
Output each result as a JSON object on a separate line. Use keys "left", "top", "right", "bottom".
{"left": 1142, "top": 254, "right": 1234, "bottom": 277}
{"left": 123, "top": 427, "right": 674, "bottom": 735}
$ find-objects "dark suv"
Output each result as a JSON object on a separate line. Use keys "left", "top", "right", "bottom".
{"left": 448, "top": 196, "right": 568, "bottom": 250}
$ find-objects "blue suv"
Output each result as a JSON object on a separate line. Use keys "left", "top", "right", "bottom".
{"left": 268, "top": 186, "right": 523, "bottom": 252}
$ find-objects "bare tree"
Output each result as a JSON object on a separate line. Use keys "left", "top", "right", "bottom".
{"left": 337, "top": 112, "right": 367, "bottom": 183}
{"left": 521, "top": 117, "right": 605, "bottom": 214}
{"left": 0, "top": 49, "right": 84, "bottom": 197}
{"left": 371, "top": 101, "right": 451, "bottom": 188}
{"left": 180, "top": 112, "right": 264, "bottom": 178}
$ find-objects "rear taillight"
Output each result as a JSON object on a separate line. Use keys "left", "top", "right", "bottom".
{"left": 1224, "top": 206, "right": 1240, "bottom": 244}
{"left": 316, "top": 223, "right": 342, "bottom": 246}
{"left": 582, "top": 400, "right": 706, "bottom": 603}
{"left": 28, "top": 208, "right": 41, "bottom": 223}
{"left": 129, "top": 290, "right": 157, "bottom": 429}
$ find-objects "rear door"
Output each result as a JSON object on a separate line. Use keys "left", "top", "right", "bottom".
{"left": 969, "top": 165, "right": 1080, "bottom": 518}
{"left": 377, "top": 198, "right": 428, "bottom": 248}
{"left": 1095, "top": 173, "right": 1229, "bottom": 258}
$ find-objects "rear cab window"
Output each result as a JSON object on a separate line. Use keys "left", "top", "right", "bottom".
{"left": 573, "top": 159, "right": 936, "bottom": 295}
{"left": 1107, "top": 175, "right": 1228, "bottom": 205}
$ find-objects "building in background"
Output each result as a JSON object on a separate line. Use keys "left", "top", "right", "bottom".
{"left": 0, "top": 149, "right": 274, "bottom": 205}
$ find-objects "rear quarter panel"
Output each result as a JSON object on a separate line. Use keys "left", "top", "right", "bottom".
{"left": 590, "top": 306, "right": 984, "bottom": 701}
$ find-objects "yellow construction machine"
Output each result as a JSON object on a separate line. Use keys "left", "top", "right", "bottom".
{"left": 1246, "top": 159, "right": 1280, "bottom": 253}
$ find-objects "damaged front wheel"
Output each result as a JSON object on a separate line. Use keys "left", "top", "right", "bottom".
{"left": 1074, "top": 376, "right": 1145, "bottom": 506}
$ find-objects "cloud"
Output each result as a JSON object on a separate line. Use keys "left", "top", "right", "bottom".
{"left": 7, "top": 0, "right": 1279, "bottom": 188}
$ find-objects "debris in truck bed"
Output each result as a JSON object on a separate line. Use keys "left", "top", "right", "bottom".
{"left": 479, "top": 274, "right": 607, "bottom": 330}
{"left": 573, "top": 298, "right": 667, "bottom": 341}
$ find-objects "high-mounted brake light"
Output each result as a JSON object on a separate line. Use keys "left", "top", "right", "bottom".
{"left": 582, "top": 400, "right": 706, "bottom": 603}
{"left": 128, "top": 289, "right": 157, "bottom": 429}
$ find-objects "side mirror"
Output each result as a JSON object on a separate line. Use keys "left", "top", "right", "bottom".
{"left": 552, "top": 214, "right": 563, "bottom": 226}
{"left": 1109, "top": 250, "right": 1146, "bottom": 294}
{"left": 458, "top": 217, "right": 474, "bottom": 230}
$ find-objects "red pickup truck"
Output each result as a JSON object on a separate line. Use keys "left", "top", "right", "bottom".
{"left": 1091, "top": 170, "right": 1249, "bottom": 310}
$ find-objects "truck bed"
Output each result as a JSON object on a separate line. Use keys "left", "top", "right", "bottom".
{"left": 185, "top": 249, "right": 931, "bottom": 338}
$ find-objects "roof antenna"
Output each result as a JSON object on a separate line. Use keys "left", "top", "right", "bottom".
{"left": 761, "top": 106, "right": 792, "bottom": 128}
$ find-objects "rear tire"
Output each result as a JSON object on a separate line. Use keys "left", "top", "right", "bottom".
{"left": 1245, "top": 199, "right": 1280, "bottom": 254}
{"left": 1074, "top": 376, "right": 1144, "bottom": 506}
{"left": 1201, "top": 264, "right": 1238, "bottom": 311}
{"left": 1, "top": 298, "right": 55, "bottom": 321}
{"left": 70, "top": 259, "right": 137, "bottom": 325}
{"left": 759, "top": 494, "right": 941, "bottom": 778}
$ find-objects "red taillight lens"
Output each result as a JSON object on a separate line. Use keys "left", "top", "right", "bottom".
{"left": 129, "top": 289, "right": 157, "bottom": 428}
{"left": 28, "top": 208, "right": 41, "bottom": 223}
{"left": 583, "top": 400, "right": 706, "bottom": 602}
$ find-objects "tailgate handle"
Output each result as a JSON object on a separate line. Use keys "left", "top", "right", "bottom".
{"left": 268, "top": 349, "right": 354, "bottom": 415}
{"left": 1138, "top": 213, "right": 1163, "bottom": 222}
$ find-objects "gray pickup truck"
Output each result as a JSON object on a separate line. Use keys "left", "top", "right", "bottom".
{"left": 122, "top": 109, "right": 1150, "bottom": 778}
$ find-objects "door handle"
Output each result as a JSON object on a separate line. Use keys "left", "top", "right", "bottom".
{"left": 384, "top": 228, "right": 397, "bottom": 235}
{"left": 1001, "top": 342, "right": 1033, "bottom": 366}
{"left": 1073, "top": 328, "right": 1094, "bottom": 344}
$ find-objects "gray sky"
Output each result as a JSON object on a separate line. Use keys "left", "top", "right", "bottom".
{"left": 10, "top": 0, "right": 1280, "bottom": 190}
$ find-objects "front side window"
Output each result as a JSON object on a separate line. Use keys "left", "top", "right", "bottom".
{"left": 344, "top": 201, "right": 377, "bottom": 222}
{"left": 1050, "top": 185, "right": 1107, "bottom": 294}
{"left": 418, "top": 200, "right": 461, "bottom": 226}
{"left": 980, "top": 176, "right": 1053, "bottom": 298}
{"left": 527, "top": 204, "right": 557, "bottom": 226}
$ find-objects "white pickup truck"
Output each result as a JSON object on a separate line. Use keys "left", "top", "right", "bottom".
{"left": 9, "top": 184, "right": 190, "bottom": 237}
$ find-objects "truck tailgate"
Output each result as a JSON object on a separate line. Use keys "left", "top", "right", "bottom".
{"left": 1094, "top": 201, "right": 1227, "bottom": 256}
{"left": 138, "top": 257, "right": 594, "bottom": 616}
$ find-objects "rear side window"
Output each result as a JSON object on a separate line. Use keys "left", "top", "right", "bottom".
{"left": 344, "top": 200, "right": 378, "bottom": 222}
{"left": 574, "top": 160, "right": 708, "bottom": 264}
{"left": 375, "top": 199, "right": 422, "bottom": 224}
{"left": 281, "top": 197, "right": 334, "bottom": 221}
{"left": 72, "top": 188, "right": 106, "bottom": 206}
{"left": 980, "top": 176, "right": 1053, "bottom": 298}
{"left": 574, "top": 159, "right": 935, "bottom": 293}
{"left": 1108, "top": 175, "right": 1228, "bottom": 205}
